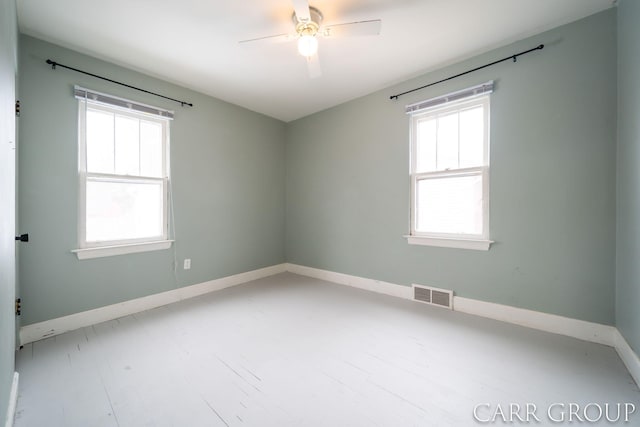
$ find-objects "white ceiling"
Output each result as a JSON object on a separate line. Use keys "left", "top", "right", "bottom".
{"left": 17, "top": 0, "right": 614, "bottom": 122}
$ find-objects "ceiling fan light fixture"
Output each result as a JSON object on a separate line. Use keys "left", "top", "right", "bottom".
{"left": 297, "top": 34, "right": 318, "bottom": 57}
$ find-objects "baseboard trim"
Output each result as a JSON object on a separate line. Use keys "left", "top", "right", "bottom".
{"left": 4, "top": 372, "right": 18, "bottom": 427}
{"left": 286, "top": 263, "right": 413, "bottom": 300}
{"left": 20, "top": 263, "right": 287, "bottom": 345}
{"left": 453, "top": 296, "right": 615, "bottom": 346}
{"left": 614, "top": 329, "right": 640, "bottom": 387}
{"left": 285, "top": 263, "right": 616, "bottom": 347}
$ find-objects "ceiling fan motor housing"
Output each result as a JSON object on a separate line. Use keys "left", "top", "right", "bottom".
{"left": 293, "top": 6, "right": 323, "bottom": 36}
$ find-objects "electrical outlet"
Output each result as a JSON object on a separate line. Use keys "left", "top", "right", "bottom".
{"left": 183, "top": 259, "right": 191, "bottom": 270}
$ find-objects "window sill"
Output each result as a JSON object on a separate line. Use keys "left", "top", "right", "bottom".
{"left": 405, "top": 235, "right": 493, "bottom": 251}
{"left": 72, "top": 240, "right": 174, "bottom": 260}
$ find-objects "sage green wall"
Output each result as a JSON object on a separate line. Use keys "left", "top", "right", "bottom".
{"left": 616, "top": 0, "right": 640, "bottom": 353}
{"left": 18, "top": 9, "right": 623, "bottom": 331}
{"left": 18, "top": 35, "right": 286, "bottom": 325}
{"left": 0, "top": 0, "right": 17, "bottom": 421}
{"left": 286, "top": 10, "right": 617, "bottom": 325}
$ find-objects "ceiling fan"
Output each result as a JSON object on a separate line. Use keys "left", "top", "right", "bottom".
{"left": 239, "top": 0, "right": 382, "bottom": 78}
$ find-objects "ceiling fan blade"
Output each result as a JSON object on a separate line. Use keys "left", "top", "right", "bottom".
{"left": 321, "top": 19, "right": 381, "bottom": 38}
{"left": 306, "top": 54, "right": 322, "bottom": 79}
{"left": 292, "top": 0, "right": 311, "bottom": 21}
{"left": 239, "top": 33, "right": 296, "bottom": 44}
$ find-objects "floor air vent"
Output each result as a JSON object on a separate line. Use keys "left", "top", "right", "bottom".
{"left": 412, "top": 284, "right": 453, "bottom": 309}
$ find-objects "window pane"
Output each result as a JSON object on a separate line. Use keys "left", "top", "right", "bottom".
{"left": 436, "top": 112, "right": 459, "bottom": 170}
{"left": 140, "top": 121, "right": 163, "bottom": 177}
{"left": 86, "top": 109, "right": 114, "bottom": 174}
{"left": 115, "top": 115, "right": 140, "bottom": 176}
{"left": 86, "top": 179, "right": 164, "bottom": 242}
{"left": 416, "top": 118, "right": 436, "bottom": 173}
{"left": 416, "top": 174, "right": 483, "bottom": 235}
{"left": 459, "top": 106, "right": 484, "bottom": 168}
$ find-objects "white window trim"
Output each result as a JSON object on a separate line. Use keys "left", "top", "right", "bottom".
{"left": 404, "top": 235, "right": 492, "bottom": 251}
{"left": 407, "top": 91, "right": 492, "bottom": 251}
{"left": 74, "top": 95, "right": 172, "bottom": 260}
{"left": 72, "top": 240, "right": 174, "bottom": 260}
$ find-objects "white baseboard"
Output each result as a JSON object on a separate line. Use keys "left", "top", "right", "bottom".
{"left": 20, "top": 263, "right": 286, "bottom": 345}
{"left": 4, "top": 372, "right": 18, "bottom": 427}
{"left": 614, "top": 329, "right": 640, "bottom": 387}
{"left": 285, "top": 263, "right": 616, "bottom": 347}
{"left": 454, "top": 297, "right": 615, "bottom": 346}
{"left": 286, "top": 264, "right": 413, "bottom": 300}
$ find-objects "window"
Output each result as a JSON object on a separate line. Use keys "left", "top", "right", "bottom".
{"left": 407, "top": 82, "right": 492, "bottom": 250}
{"left": 72, "top": 87, "right": 173, "bottom": 259}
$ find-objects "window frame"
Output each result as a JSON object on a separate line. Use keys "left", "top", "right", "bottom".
{"left": 407, "top": 94, "right": 492, "bottom": 250}
{"left": 73, "top": 98, "right": 173, "bottom": 259}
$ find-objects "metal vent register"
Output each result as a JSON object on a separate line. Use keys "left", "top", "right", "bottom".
{"left": 412, "top": 284, "right": 453, "bottom": 309}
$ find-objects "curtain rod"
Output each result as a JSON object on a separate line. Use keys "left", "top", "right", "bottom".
{"left": 389, "top": 44, "right": 544, "bottom": 101}
{"left": 45, "top": 59, "right": 193, "bottom": 107}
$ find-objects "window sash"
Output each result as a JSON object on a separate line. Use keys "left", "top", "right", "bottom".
{"left": 79, "top": 174, "right": 168, "bottom": 248}
{"left": 410, "top": 95, "right": 490, "bottom": 174}
{"left": 80, "top": 101, "right": 169, "bottom": 178}
{"left": 410, "top": 167, "right": 489, "bottom": 240}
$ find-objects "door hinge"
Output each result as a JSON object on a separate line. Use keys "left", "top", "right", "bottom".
{"left": 15, "top": 298, "right": 21, "bottom": 316}
{"left": 15, "top": 100, "right": 20, "bottom": 117}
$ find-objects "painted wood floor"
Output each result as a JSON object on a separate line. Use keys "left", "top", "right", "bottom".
{"left": 14, "top": 273, "right": 639, "bottom": 426}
